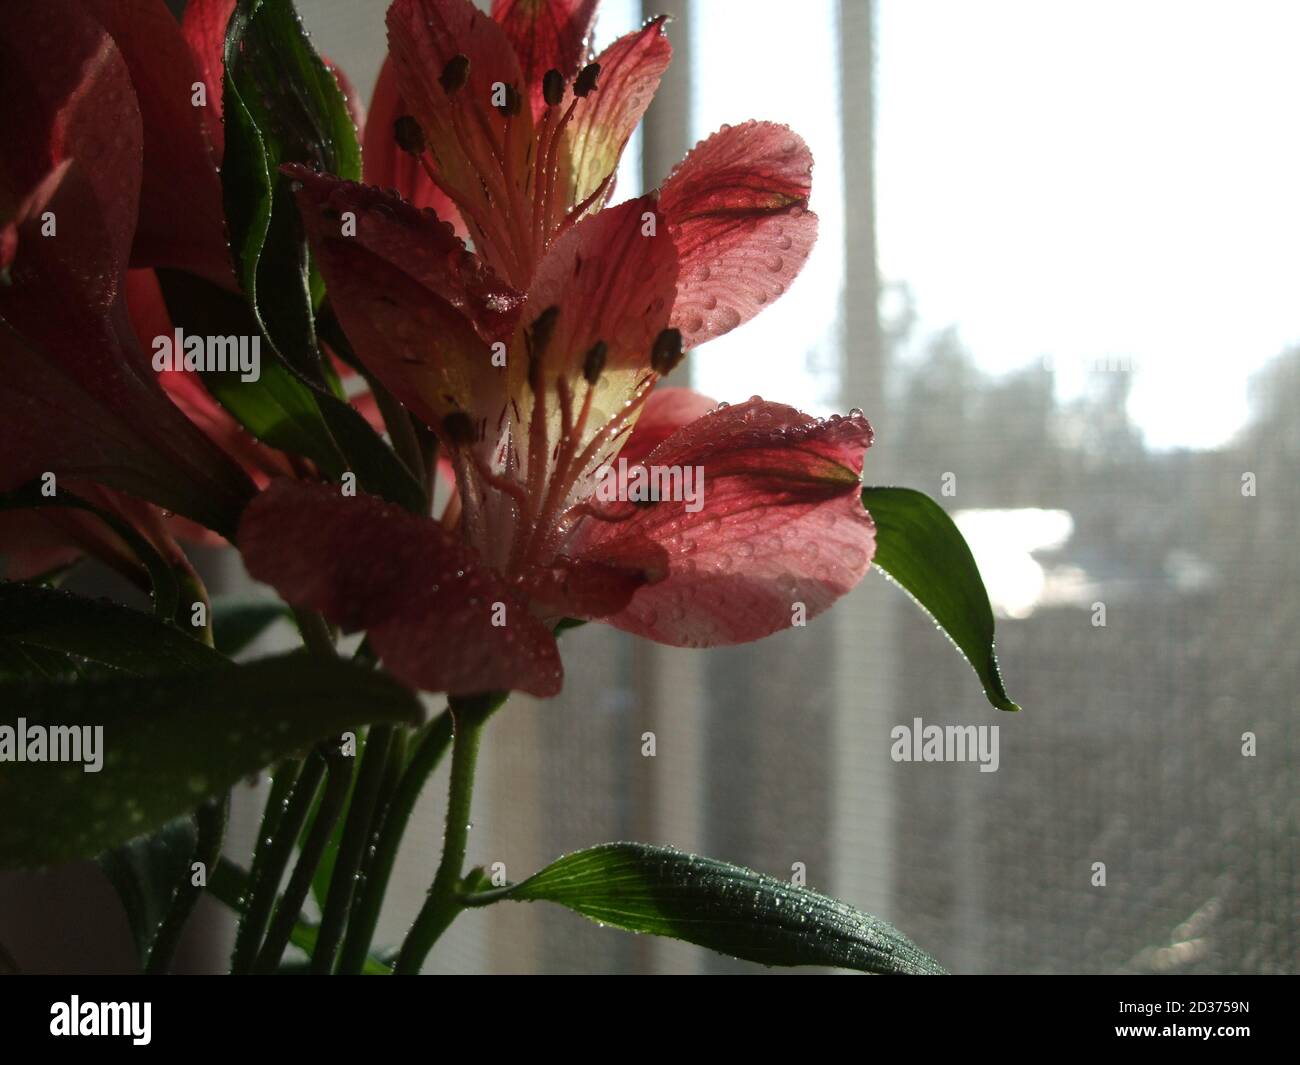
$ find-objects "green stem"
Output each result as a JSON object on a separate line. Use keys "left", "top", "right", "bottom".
{"left": 336, "top": 710, "right": 452, "bottom": 973}
{"left": 230, "top": 754, "right": 323, "bottom": 974}
{"left": 229, "top": 760, "right": 300, "bottom": 973}
{"left": 394, "top": 696, "right": 499, "bottom": 974}
{"left": 294, "top": 608, "right": 337, "bottom": 659}
{"left": 311, "top": 724, "right": 397, "bottom": 973}
{"left": 145, "top": 793, "right": 228, "bottom": 974}
{"left": 253, "top": 746, "right": 349, "bottom": 973}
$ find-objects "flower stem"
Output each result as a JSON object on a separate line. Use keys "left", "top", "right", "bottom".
{"left": 393, "top": 694, "right": 501, "bottom": 974}
{"left": 252, "top": 744, "right": 349, "bottom": 973}
{"left": 311, "top": 724, "right": 397, "bottom": 973}
{"left": 336, "top": 710, "right": 453, "bottom": 973}
{"left": 229, "top": 758, "right": 309, "bottom": 974}
{"left": 145, "top": 792, "right": 228, "bottom": 974}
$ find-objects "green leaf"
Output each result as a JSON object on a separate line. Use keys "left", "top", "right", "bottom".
{"left": 209, "top": 858, "right": 391, "bottom": 974}
{"left": 0, "top": 653, "right": 423, "bottom": 868}
{"left": 200, "top": 1, "right": 426, "bottom": 512}
{"left": 155, "top": 267, "right": 345, "bottom": 479}
{"left": 222, "top": 0, "right": 360, "bottom": 379}
{"left": 861, "top": 486, "right": 1019, "bottom": 712}
{"left": 157, "top": 272, "right": 424, "bottom": 514}
{"left": 468, "top": 842, "right": 946, "bottom": 975}
{"left": 211, "top": 595, "right": 291, "bottom": 657}
{"left": 0, "top": 581, "right": 226, "bottom": 675}
{"left": 97, "top": 816, "right": 198, "bottom": 968}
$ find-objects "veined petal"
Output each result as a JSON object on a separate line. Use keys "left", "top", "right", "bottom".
{"left": 525, "top": 194, "right": 678, "bottom": 378}
{"left": 181, "top": 0, "right": 236, "bottom": 136}
{"left": 239, "top": 480, "right": 563, "bottom": 697}
{"left": 387, "top": 0, "right": 536, "bottom": 285}
{"left": 492, "top": 0, "right": 599, "bottom": 121}
{"left": 517, "top": 553, "right": 653, "bottom": 621}
{"left": 364, "top": 56, "right": 467, "bottom": 238}
{"left": 84, "top": 0, "right": 233, "bottom": 288}
{"left": 577, "top": 398, "right": 875, "bottom": 647}
{"left": 618, "top": 386, "right": 718, "bottom": 466}
{"left": 286, "top": 166, "right": 523, "bottom": 434}
{"left": 559, "top": 17, "right": 671, "bottom": 216}
{"left": 659, "top": 121, "right": 817, "bottom": 349}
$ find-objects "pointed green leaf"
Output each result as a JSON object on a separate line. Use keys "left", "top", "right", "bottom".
{"left": 468, "top": 842, "right": 945, "bottom": 975}
{"left": 0, "top": 581, "right": 225, "bottom": 675}
{"left": 0, "top": 654, "right": 422, "bottom": 868}
{"left": 223, "top": 0, "right": 361, "bottom": 379}
{"left": 861, "top": 486, "right": 1019, "bottom": 712}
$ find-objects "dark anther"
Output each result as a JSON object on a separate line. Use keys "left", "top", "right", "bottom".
{"left": 650, "top": 327, "right": 684, "bottom": 376}
{"left": 495, "top": 82, "right": 522, "bottom": 117}
{"left": 440, "top": 54, "right": 471, "bottom": 95}
{"left": 529, "top": 305, "right": 561, "bottom": 358}
{"left": 574, "top": 62, "right": 601, "bottom": 98}
{"left": 442, "top": 410, "right": 477, "bottom": 445}
{"left": 393, "top": 115, "right": 425, "bottom": 155}
{"left": 582, "top": 340, "right": 608, "bottom": 385}
{"left": 542, "top": 68, "right": 565, "bottom": 107}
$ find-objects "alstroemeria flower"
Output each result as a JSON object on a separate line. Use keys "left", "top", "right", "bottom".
{"left": 233, "top": 0, "right": 872, "bottom": 697}
{"left": 374, "top": 0, "right": 666, "bottom": 287}
{"left": 0, "top": 0, "right": 255, "bottom": 539}
{"left": 241, "top": 392, "right": 874, "bottom": 697}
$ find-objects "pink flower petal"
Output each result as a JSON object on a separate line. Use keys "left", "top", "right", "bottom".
{"left": 239, "top": 480, "right": 563, "bottom": 697}
{"left": 560, "top": 18, "right": 671, "bottom": 214}
{"left": 364, "top": 57, "right": 467, "bottom": 238}
{"left": 526, "top": 194, "right": 678, "bottom": 377}
{"left": 619, "top": 386, "right": 718, "bottom": 466}
{"left": 517, "top": 554, "right": 657, "bottom": 622}
{"left": 659, "top": 121, "right": 818, "bottom": 349}
{"left": 492, "top": 0, "right": 599, "bottom": 121}
{"left": 387, "top": 0, "right": 536, "bottom": 285}
{"left": 577, "top": 398, "right": 875, "bottom": 647}
{"left": 84, "top": 0, "right": 233, "bottom": 288}
{"left": 181, "top": 0, "right": 236, "bottom": 136}
{"left": 285, "top": 166, "right": 523, "bottom": 433}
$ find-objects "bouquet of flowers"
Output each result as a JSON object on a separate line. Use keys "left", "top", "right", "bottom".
{"left": 0, "top": 0, "right": 1017, "bottom": 975}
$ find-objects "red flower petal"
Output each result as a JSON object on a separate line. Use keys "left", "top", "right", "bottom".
{"left": 181, "top": 0, "right": 237, "bottom": 137}
{"left": 659, "top": 121, "right": 818, "bottom": 349}
{"left": 0, "top": 0, "right": 140, "bottom": 306}
{"left": 517, "top": 553, "right": 656, "bottom": 622}
{"left": 526, "top": 194, "right": 678, "bottom": 377}
{"left": 364, "top": 56, "right": 467, "bottom": 238}
{"left": 492, "top": 0, "right": 599, "bottom": 121}
{"left": 84, "top": 0, "right": 233, "bottom": 288}
{"left": 618, "top": 386, "right": 718, "bottom": 466}
{"left": 387, "top": 0, "right": 536, "bottom": 285}
{"left": 576, "top": 398, "right": 875, "bottom": 647}
{"left": 286, "top": 165, "right": 522, "bottom": 432}
{"left": 239, "top": 480, "right": 563, "bottom": 697}
{"left": 560, "top": 18, "right": 671, "bottom": 214}
{"left": 0, "top": 0, "right": 253, "bottom": 537}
